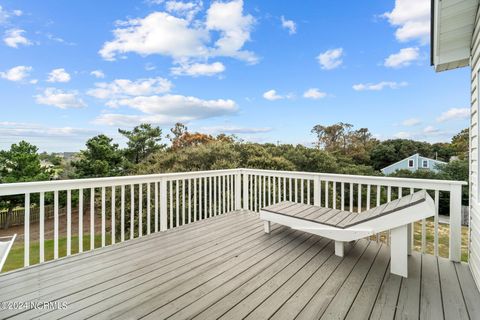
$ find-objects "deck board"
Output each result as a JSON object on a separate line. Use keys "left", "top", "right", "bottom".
{"left": 0, "top": 211, "right": 478, "bottom": 320}
{"left": 344, "top": 244, "right": 391, "bottom": 320}
{"left": 395, "top": 252, "right": 422, "bottom": 320}
{"left": 438, "top": 256, "right": 470, "bottom": 320}
{"left": 420, "top": 254, "right": 444, "bottom": 320}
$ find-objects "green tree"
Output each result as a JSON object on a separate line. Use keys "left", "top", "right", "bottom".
{"left": 370, "top": 139, "right": 433, "bottom": 170}
{"left": 0, "top": 141, "right": 50, "bottom": 228}
{"left": 167, "top": 123, "right": 188, "bottom": 145}
{"left": 311, "top": 123, "right": 378, "bottom": 165}
{"left": 451, "top": 128, "right": 469, "bottom": 160}
{"left": 311, "top": 122, "right": 352, "bottom": 152}
{"left": 118, "top": 124, "right": 165, "bottom": 164}
{"left": 431, "top": 142, "right": 454, "bottom": 162}
{"left": 72, "top": 134, "right": 125, "bottom": 178}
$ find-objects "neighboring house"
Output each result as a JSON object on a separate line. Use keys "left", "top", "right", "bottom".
{"left": 431, "top": 0, "right": 480, "bottom": 289}
{"left": 381, "top": 153, "right": 447, "bottom": 175}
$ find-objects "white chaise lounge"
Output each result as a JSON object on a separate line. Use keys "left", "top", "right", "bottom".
{"left": 260, "top": 190, "right": 435, "bottom": 277}
{"left": 0, "top": 234, "right": 16, "bottom": 272}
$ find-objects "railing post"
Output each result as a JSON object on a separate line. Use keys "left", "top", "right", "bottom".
{"left": 242, "top": 171, "right": 249, "bottom": 211}
{"left": 449, "top": 184, "right": 462, "bottom": 262}
{"left": 313, "top": 176, "right": 321, "bottom": 206}
{"left": 24, "top": 193, "right": 30, "bottom": 267}
{"left": 160, "top": 179, "right": 167, "bottom": 231}
{"left": 235, "top": 171, "right": 242, "bottom": 211}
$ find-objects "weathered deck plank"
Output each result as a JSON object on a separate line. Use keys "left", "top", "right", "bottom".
{"left": 294, "top": 240, "right": 370, "bottom": 319}
{"left": 420, "top": 254, "right": 444, "bottom": 320}
{"left": 344, "top": 244, "right": 391, "bottom": 320}
{"left": 0, "top": 212, "right": 478, "bottom": 320}
{"left": 438, "top": 256, "right": 469, "bottom": 320}
{"left": 395, "top": 252, "right": 422, "bottom": 320}
{"left": 369, "top": 262, "right": 402, "bottom": 320}
{"left": 319, "top": 242, "right": 382, "bottom": 320}
{"left": 455, "top": 262, "right": 480, "bottom": 318}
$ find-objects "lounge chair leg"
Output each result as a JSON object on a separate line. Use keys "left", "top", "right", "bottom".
{"left": 335, "top": 241, "right": 344, "bottom": 257}
{"left": 264, "top": 221, "right": 271, "bottom": 234}
{"left": 391, "top": 225, "right": 408, "bottom": 277}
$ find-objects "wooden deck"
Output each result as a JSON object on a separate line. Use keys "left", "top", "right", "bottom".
{"left": 0, "top": 211, "right": 479, "bottom": 320}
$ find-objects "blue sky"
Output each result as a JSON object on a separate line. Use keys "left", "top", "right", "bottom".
{"left": 0, "top": 0, "right": 471, "bottom": 152}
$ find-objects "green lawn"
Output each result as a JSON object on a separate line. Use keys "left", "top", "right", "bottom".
{"left": 375, "top": 219, "right": 469, "bottom": 262}
{"left": 412, "top": 219, "right": 470, "bottom": 262}
{"left": 2, "top": 234, "right": 111, "bottom": 273}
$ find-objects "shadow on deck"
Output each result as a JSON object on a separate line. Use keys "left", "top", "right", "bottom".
{"left": 0, "top": 211, "right": 479, "bottom": 319}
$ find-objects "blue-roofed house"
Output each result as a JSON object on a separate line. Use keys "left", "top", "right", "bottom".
{"left": 381, "top": 153, "right": 447, "bottom": 175}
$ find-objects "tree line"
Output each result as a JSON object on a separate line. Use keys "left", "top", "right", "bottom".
{"left": 0, "top": 122, "right": 469, "bottom": 221}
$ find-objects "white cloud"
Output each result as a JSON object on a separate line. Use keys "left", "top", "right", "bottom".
{"left": 303, "top": 88, "right": 326, "bottom": 100}
{"left": 99, "top": 12, "right": 209, "bottom": 61}
{"left": 171, "top": 61, "right": 225, "bottom": 76}
{"left": 0, "top": 121, "right": 98, "bottom": 152}
{"left": 94, "top": 113, "right": 193, "bottom": 126}
{"left": 145, "top": 63, "right": 156, "bottom": 71}
{"left": 114, "top": 94, "right": 237, "bottom": 117}
{"left": 437, "top": 108, "right": 469, "bottom": 122}
{"left": 45, "top": 33, "right": 76, "bottom": 46}
{"left": 35, "top": 88, "right": 86, "bottom": 109}
{"left": 281, "top": 16, "right": 296, "bottom": 35}
{"left": 3, "top": 28, "right": 31, "bottom": 48}
{"left": 0, "top": 5, "right": 22, "bottom": 24}
{"left": 47, "top": 68, "right": 71, "bottom": 83}
{"left": 393, "top": 126, "right": 453, "bottom": 142}
{"left": 165, "top": 1, "right": 202, "bottom": 21}
{"left": 382, "top": 0, "right": 430, "bottom": 44}
{"left": 205, "top": 0, "right": 256, "bottom": 63}
{"left": 200, "top": 125, "right": 272, "bottom": 134}
{"left": 87, "top": 77, "right": 173, "bottom": 100}
{"left": 0, "top": 121, "right": 96, "bottom": 138}
{"left": 423, "top": 125, "right": 438, "bottom": 134}
{"left": 317, "top": 48, "right": 343, "bottom": 70}
{"left": 0, "top": 65, "right": 32, "bottom": 81}
{"left": 90, "top": 70, "right": 105, "bottom": 78}
{"left": 146, "top": 0, "right": 165, "bottom": 4}
{"left": 384, "top": 47, "right": 419, "bottom": 68}
{"left": 99, "top": 0, "right": 256, "bottom": 64}
{"left": 352, "top": 81, "right": 408, "bottom": 91}
{"left": 94, "top": 94, "right": 238, "bottom": 126}
{"left": 401, "top": 118, "right": 421, "bottom": 126}
{"left": 263, "top": 89, "right": 283, "bottom": 101}
{"left": 394, "top": 131, "right": 412, "bottom": 139}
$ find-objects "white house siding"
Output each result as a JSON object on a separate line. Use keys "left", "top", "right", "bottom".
{"left": 470, "top": 6, "right": 480, "bottom": 288}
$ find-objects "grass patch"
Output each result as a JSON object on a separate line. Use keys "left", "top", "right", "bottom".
{"left": 375, "top": 219, "right": 469, "bottom": 262}
{"left": 412, "top": 219, "right": 469, "bottom": 262}
{"left": 2, "top": 234, "right": 111, "bottom": 273}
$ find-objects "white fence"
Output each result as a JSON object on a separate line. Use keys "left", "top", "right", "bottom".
{"left": 0, "top": 168, "right": 466, "bottom": 270}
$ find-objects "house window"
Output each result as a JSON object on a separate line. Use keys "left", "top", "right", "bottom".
{"left": 422, "top": 160, "right": 428, "bottom": 168}
{"left": 408, "top": 159, "right": 414, "bottom": 168}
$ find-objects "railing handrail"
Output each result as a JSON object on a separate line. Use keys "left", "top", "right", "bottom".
{"left": 0, "top": 167, "right": 466, "bottom": 196}
{"left": 0, "top": 169, "right": 242, "bottom": 196}
{"left": 241, "top": 168, "right": 467, "bottom": 191}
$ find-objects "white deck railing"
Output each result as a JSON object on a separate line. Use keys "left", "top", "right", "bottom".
{"left": 0, "top": 168, "right": 467, "bottom": 270}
